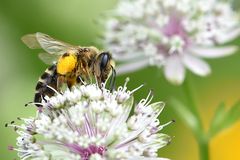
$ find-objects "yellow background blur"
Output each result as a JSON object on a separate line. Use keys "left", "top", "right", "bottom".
{"left": 0, "top": 0, "right": 240, "bottom": 159}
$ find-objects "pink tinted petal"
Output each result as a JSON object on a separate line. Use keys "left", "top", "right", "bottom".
{"left": 113, "top": 52, "right": 145, "bottom": 62}
{"left": 116, "top": 59, "right": 149, "bottom": 75}
{"left": 183, "top": 54, "right": 211, "bottom": 76}
{"left": 164, "top": 55, "right": 185, "bottom": 85}
{"left": 189, "top": 46, "right": 238, "bottom": 58}
{"left": 217, "top": 28, "right": 240, "bottom": 43}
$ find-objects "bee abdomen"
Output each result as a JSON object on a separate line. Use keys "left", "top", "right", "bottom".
{"left": 34, "top": 64, "right": 58, "bottom": 106}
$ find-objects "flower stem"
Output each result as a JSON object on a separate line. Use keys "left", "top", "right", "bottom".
{"left": 198, "top": 135, "right": 209, "bottom": 160}
{"left": 182, "top": 78, "right": 201, "bottom": 124}
{"left": 182, "top": 77, "right": 209, "bottom": 160}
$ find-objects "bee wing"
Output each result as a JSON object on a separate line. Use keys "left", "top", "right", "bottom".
{"left": 22, "top": 32, "right": 77, "bottom": 55}
{"left": 21, "top": 33, "right": 41, "bottom": 49}
{"left": 38, "top": 52, "right": 59, "bottom": 65}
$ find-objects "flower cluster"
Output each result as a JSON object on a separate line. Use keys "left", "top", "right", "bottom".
{"left": 103, "top": 0, "right": 240, "bottom": 84}
{"left": 7, "top": 81, "right": 171, "bottom": 160}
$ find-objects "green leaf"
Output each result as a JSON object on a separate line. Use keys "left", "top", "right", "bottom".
{"left": 209, "top": 101, "right": 240, "bottom": 137}
{"left": 208, "top": 103, "right": 226, "bottom": 137}
{"left": 169, "top": 98, "right": 201, "bottom": 136}
{"left": 222, "top": 101, "right": 240, "bottom": 129}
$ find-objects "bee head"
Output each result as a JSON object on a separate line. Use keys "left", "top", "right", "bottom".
{"left": 99, "top": 52, "right": 111, "bottom": 71}
{"left": 94, "top": 51, "right": 115, "bottom": 83}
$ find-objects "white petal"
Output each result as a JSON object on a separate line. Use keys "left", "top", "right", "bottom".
{"left": 116, "top": 59, "right": 149, "bottom": 75}
{"left": 106, "top": 96, "right": 133, "bottom": 144}
{"left": 128, "top": 157, "right": 170, "bottom": 160}
{"left": 189, "top": 46, "right": 238, "bottom": 58}
{"left": 217, "top": 28, "right": 240, "bottom": 44}
{"left": 183, "top": 54, "right": 211, "bottom": 76}
{"left": 163, "top": 55, "right": 185, "bottom": 85}
{"left": 117, "top": 102, "right": 165, "bottom": 147}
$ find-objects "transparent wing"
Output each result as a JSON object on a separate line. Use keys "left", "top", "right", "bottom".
{"left": 21, "top": 33, "right": 41, "bottom": 49}
{"left": 38, "top": 52, "right": 59, "bottom": 65}
{"left": 21, "top": 32, "right": 77, "bottom": 55}
{"left": 36, "top": 32, "right": 76, "bottom": 55}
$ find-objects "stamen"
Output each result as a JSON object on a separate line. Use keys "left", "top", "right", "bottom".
{"left": 143, "top": 90, "right": 154, "bottom": 107}
{"left": 25, "top": 102, "right": 43, "bottom": 107}
{"left": 124, "top": 77, "right": 130, "bottom": 88}
{"left": 79, "top": 76, "right": 87, "bottom": 86}
{"left": 117, "top": 86, "right": 123, "bottom": 92}
{"left": 130, "top": 84, "right": 145, "bottom": 94}
{"left": 84, "top": 114, "right": 94, "bottom": 137}
{"left": 61, "top": 109, "right": 79, "bottom": 133}
{"left": 6, "top": 123, "right": 25, "bottom": 131}
{"left": 8, "top": 145, "right": 14, "bottom": 151}
{"left": 157, "top": 120, "right": 175, "bottom": 131}
{"left": 46, "top": 85, "right": 59, "bottom": 95}
{"left": 101, "top": 82, "right": 106, "bottom": 89}
{"left": 145, "top": 95, "right": 154, "bottom": 107}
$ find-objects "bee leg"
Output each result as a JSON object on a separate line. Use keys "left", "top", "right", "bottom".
{"left": 95, "top": 76, "right": 102, "bottom": 88}
{"left": 57, "top": 76, "right": 65, "bottom": 93}
{"left": 67, "top": 77, "right": 77, "bottom": 90}
{"left": 109, "top": 66, "right": 116, "bottom": 92}
{"left": 83, "top": 67, "right": 91, "bottom": 84}
{"left": 67, "top": 81, "right": 73, "bottom": 89}
{"left": 86, "top": 70, "right": 92, "bottom": 84}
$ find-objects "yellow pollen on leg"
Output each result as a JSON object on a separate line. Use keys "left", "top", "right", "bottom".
{"left": 57, "top": 54, "right": 77, "bottom": 75}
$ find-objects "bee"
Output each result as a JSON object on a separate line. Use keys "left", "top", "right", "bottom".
{"left": 22, "top": 32, "right": 116, "bottom": 107}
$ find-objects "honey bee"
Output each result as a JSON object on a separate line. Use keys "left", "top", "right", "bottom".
{"left": 22, "top": 32, "right": 116, "bottom": 107}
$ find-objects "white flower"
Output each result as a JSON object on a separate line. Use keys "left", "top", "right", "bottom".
{"left": 7, "top": 80, "right": 172, "bottom": 160}
{"left": 103, "top": 0, "right": 240, "bottom": 85}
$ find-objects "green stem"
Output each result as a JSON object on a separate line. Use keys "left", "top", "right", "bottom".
{"left": 198, "top": 135, "right": 209, "bottom": 160}
{"left": 182, "top": 78, "right": 201, "bottom": 124}
{"left": 182, "top": 77, "right": 209, "bottom": 160}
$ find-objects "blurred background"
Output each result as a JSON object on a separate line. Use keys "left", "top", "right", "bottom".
{"left": 0, "top": 0, "right": 240, "bottom": 159}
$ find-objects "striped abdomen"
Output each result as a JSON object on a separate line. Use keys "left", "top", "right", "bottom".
{"left": 34, "top": 64, "right": 58, "bottom": 106}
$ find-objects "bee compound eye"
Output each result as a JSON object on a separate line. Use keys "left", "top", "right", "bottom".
{"left": 100, "top": 52, "right": 110, "bottom": 70}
